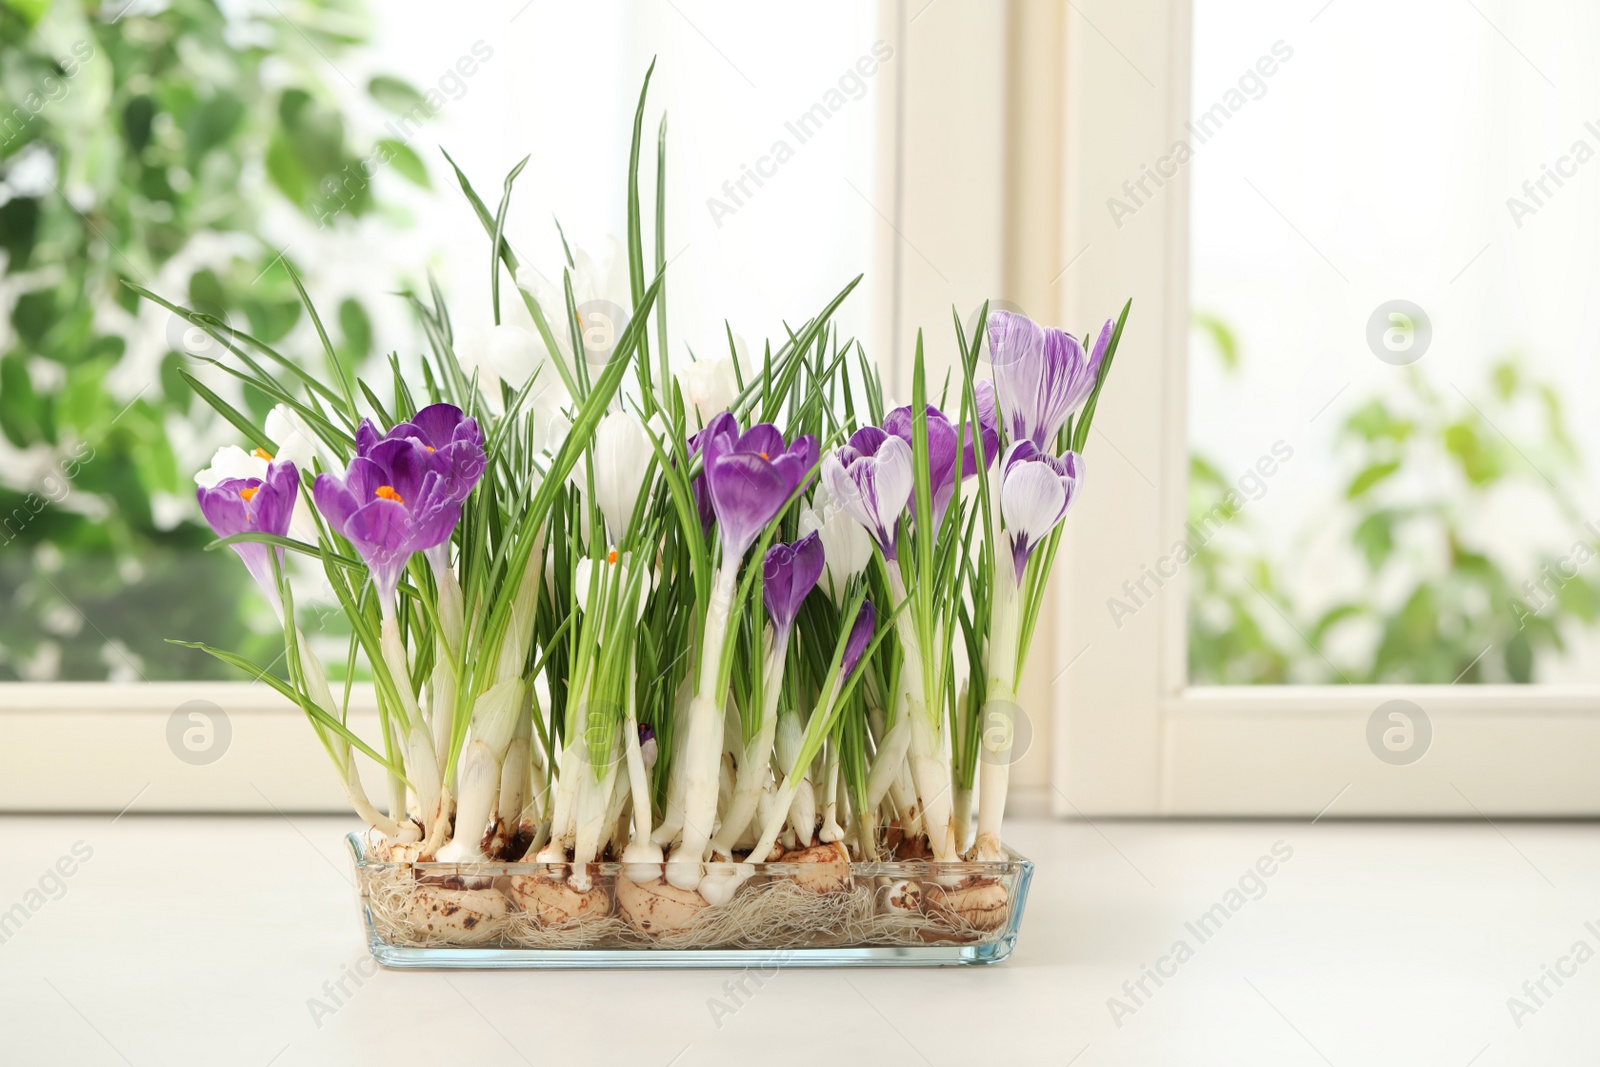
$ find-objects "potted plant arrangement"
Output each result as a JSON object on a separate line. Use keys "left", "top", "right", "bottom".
{"left": 148, "top": 70, "right": 1129, "bottom": 967}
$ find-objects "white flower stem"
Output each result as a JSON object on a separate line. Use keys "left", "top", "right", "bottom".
{"left": 710, "top": 627, "right": 787, "bottom": 857}
{"left": 885, "top": 561, "right": 958, "bottom": 861}
{"left": 975, "top": 544, "right": 1023, "bottom": 861}
{"left": 667, "top": 561, "right": 738, "bottom": 890}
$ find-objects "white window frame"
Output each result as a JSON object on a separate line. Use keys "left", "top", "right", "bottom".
{"left": 1051, "top": 0, "right": 1600, "bottom": 816}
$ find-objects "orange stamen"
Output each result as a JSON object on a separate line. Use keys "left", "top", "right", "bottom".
{"left": 607, "top": 549, "right": 619, "bottom": 564}
{"left": 375, "top": 485, "right": 404, "bottom": 503}
{"left": 251, "top": 447, "right": 273, "bottom": 461}
{"left": 425, "top": 445, "right": 435, "bottom": 452}
{"left": 759, "top": 451, "right": 769, "bottom": 460}
{"left": 239, "top": 486, "right": 259, "bottom": 502}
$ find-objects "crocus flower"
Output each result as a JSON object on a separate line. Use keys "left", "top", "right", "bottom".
{"left": 798, "top": 496, "right": 872, "bottom": 603}
{"left": 819, "top": 427, "right": 913, "bottom": 561}
{"left": 988, "top": 310, "right": 1111, "bottom": 450}
{"left": 313, "top": 437, "right": 477, "bottom": 610}
{"left": 999, "top": 441, "right": 1083, "bottom": 582}
{"left": 460, "top": 322, "right": 572, "bottom": 447}
{"left": 195, "top": 404, "right": 322, "bottom": 542}
{"left": 196, "top": 460, "right": 300, "bottom": 618}
{"left": 363, "top": 403, "right": 487, "bottom": 505}
{"left": 584, "top": 411, "right": 655, "bottom": 545}
{"left": 840, "top": 600, "right": 877, "bottom": 681}
{"left": 699, "top": 412, "right": 818, "bottom": 560}
{"left": 676, "top": 356, "right": 739, "bottom": 426}
{"left": 685, "top": 423, "right": 719, "bottom": 533}
{"left": 882, "top": 403, "right": 958, "bottom": 520}
{"left": 762, "top": 531, "right": 824, "bottom": 635}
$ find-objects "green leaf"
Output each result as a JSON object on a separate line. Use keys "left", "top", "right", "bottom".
{"left": 0, "top": 353, "right": 40, "bottom": 447}
{"left": 1, "top": 0, "right": 53, "bottom": 27}
{"left": 1346, "top": 460, "right": 1399, "bottom": 499}
{"left": 367, "top": 75, "right": 428, "bottom": 115}
{"left": 337, "top": 297, "right": 371, "bottom": 367}
{"left": 1192, "top": 311, "right": 1239, "bottom": 373}
{"left": 378, "top": 138, "right": 429, "bottom": 187}
{"left": 1351, "top": 509, "right": 1395, "bottom": 568}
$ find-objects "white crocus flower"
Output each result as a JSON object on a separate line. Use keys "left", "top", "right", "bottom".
{"left": 586, "top": 411, "right": 654, "bottom": 546}
{"left": 676, "top": 356, "right": 739, "bottom": 426}
{"left": 798, "top": 493, "right": 873, "bottom": 604}
{"left": 575, "top": 551, "right": 654, "bottom": 622}
{"left": 264, "top": 404, "right": 319, "bottom": 471}
{"left": 514, "top": 236, "right": 633, "bottom": 372}
{"left": 459, "top": 323, "right": 571, "bottom": 452}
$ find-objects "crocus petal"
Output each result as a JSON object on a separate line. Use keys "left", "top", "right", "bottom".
{"left": 840, "top": 600, "right": 877, "bottom": 681}
{"left": 676, "top": 357, "right": 739, "bottom": 426}
{"left": 799, "top": 497, "right": 872, "bottom": 602}
{"left": 820, "top": 434, "right": 912, "bottom": 560}
{"left": 265, "top": 404, "right": 319, "bottom": 471}
{"left": 990, "top": 309, "right": 1103, "bottom": 450}
{"left": 762, "top": 531, "right": 825, "bottom": 632}
{"left": 707, "top": 452, "right": 789, "bottom": 559}
{"left": 1000, "top": 443, "right": 1083, "bottom": 581}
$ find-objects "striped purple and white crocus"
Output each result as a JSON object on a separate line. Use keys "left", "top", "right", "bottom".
{"left": 998, "top": 440, "right": 1083, "bottom": 582}
{"left": 987, "top": 309, "right": 1111, "bottom": 451}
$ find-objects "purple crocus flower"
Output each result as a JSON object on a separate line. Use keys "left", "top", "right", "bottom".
{"left": 196, "top": 460, "right": 300, "bottom": 617}
{"left": 820, "top": 427, "right": 913, "bottom": 561}
{"left": 699, "top": 412, "right": 818, "bottom": 560}
{"left": 685, "top": 422, "right": 718, "bottom": 532}
{"left": 313, "top": 434, "right": 481, "bottom": 610}
{"left": 357, "top": 403, "right": 485, "bottom": 504}
{"left": 987, "top": 310, "right": 1111, "bottom": 450}
{"left": 762, "top": 531, "right": 825, "bottom": 635}
{"left": 840, "top": 599, "right": 877, "bottom": 681}
{"left": 882, "top": 403, "right": 958, "bottom": 517}
{"left": 999, "top": 440, "right": 1083, "bottom": 582}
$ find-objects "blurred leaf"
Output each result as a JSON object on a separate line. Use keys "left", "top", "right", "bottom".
{"left": 337, "top": 296, "right": 371, "bottom": 371}
{"left": 1443, "top": 421, "right": 1500, "bottom": 485}
{"left": 379, "top": 138, "right": 429, "bottom": 187}
{"left": 1346, "top": 460, "right": 1399, "bottom": 499}
{"left": 368, "top": 74, "right": 426, "bottom": 115}
{"left": 1352, "top": 510, "right": 1395, "bottom": 569}
{"left": 1192, "top": 311, "right": 1239, "bottom": 373}
{"left": 0, "top": 352, "right": 40, "bottom": 446}
{"left": 1, "top": 0, "right": 51, "bottom": 26}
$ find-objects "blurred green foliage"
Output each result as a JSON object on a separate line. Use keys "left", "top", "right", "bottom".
{"left": 0, "top": 0, "right": 418, "bottom": 680}
{"left": 1189, "top": 317, "right": 1594, "bottom": 685}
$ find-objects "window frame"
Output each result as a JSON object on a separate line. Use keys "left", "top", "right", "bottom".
{"left": 1051, "top": 0, "right": 1600, "bottom": 816}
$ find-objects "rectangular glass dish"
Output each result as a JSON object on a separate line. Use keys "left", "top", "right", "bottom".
{"left": 348, "top": 833, "right": 1033, "bottom": 968}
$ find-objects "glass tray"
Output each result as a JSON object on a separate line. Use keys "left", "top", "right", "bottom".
{"left": 348, "top": 832, "right": 1033, "bottom": 968}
